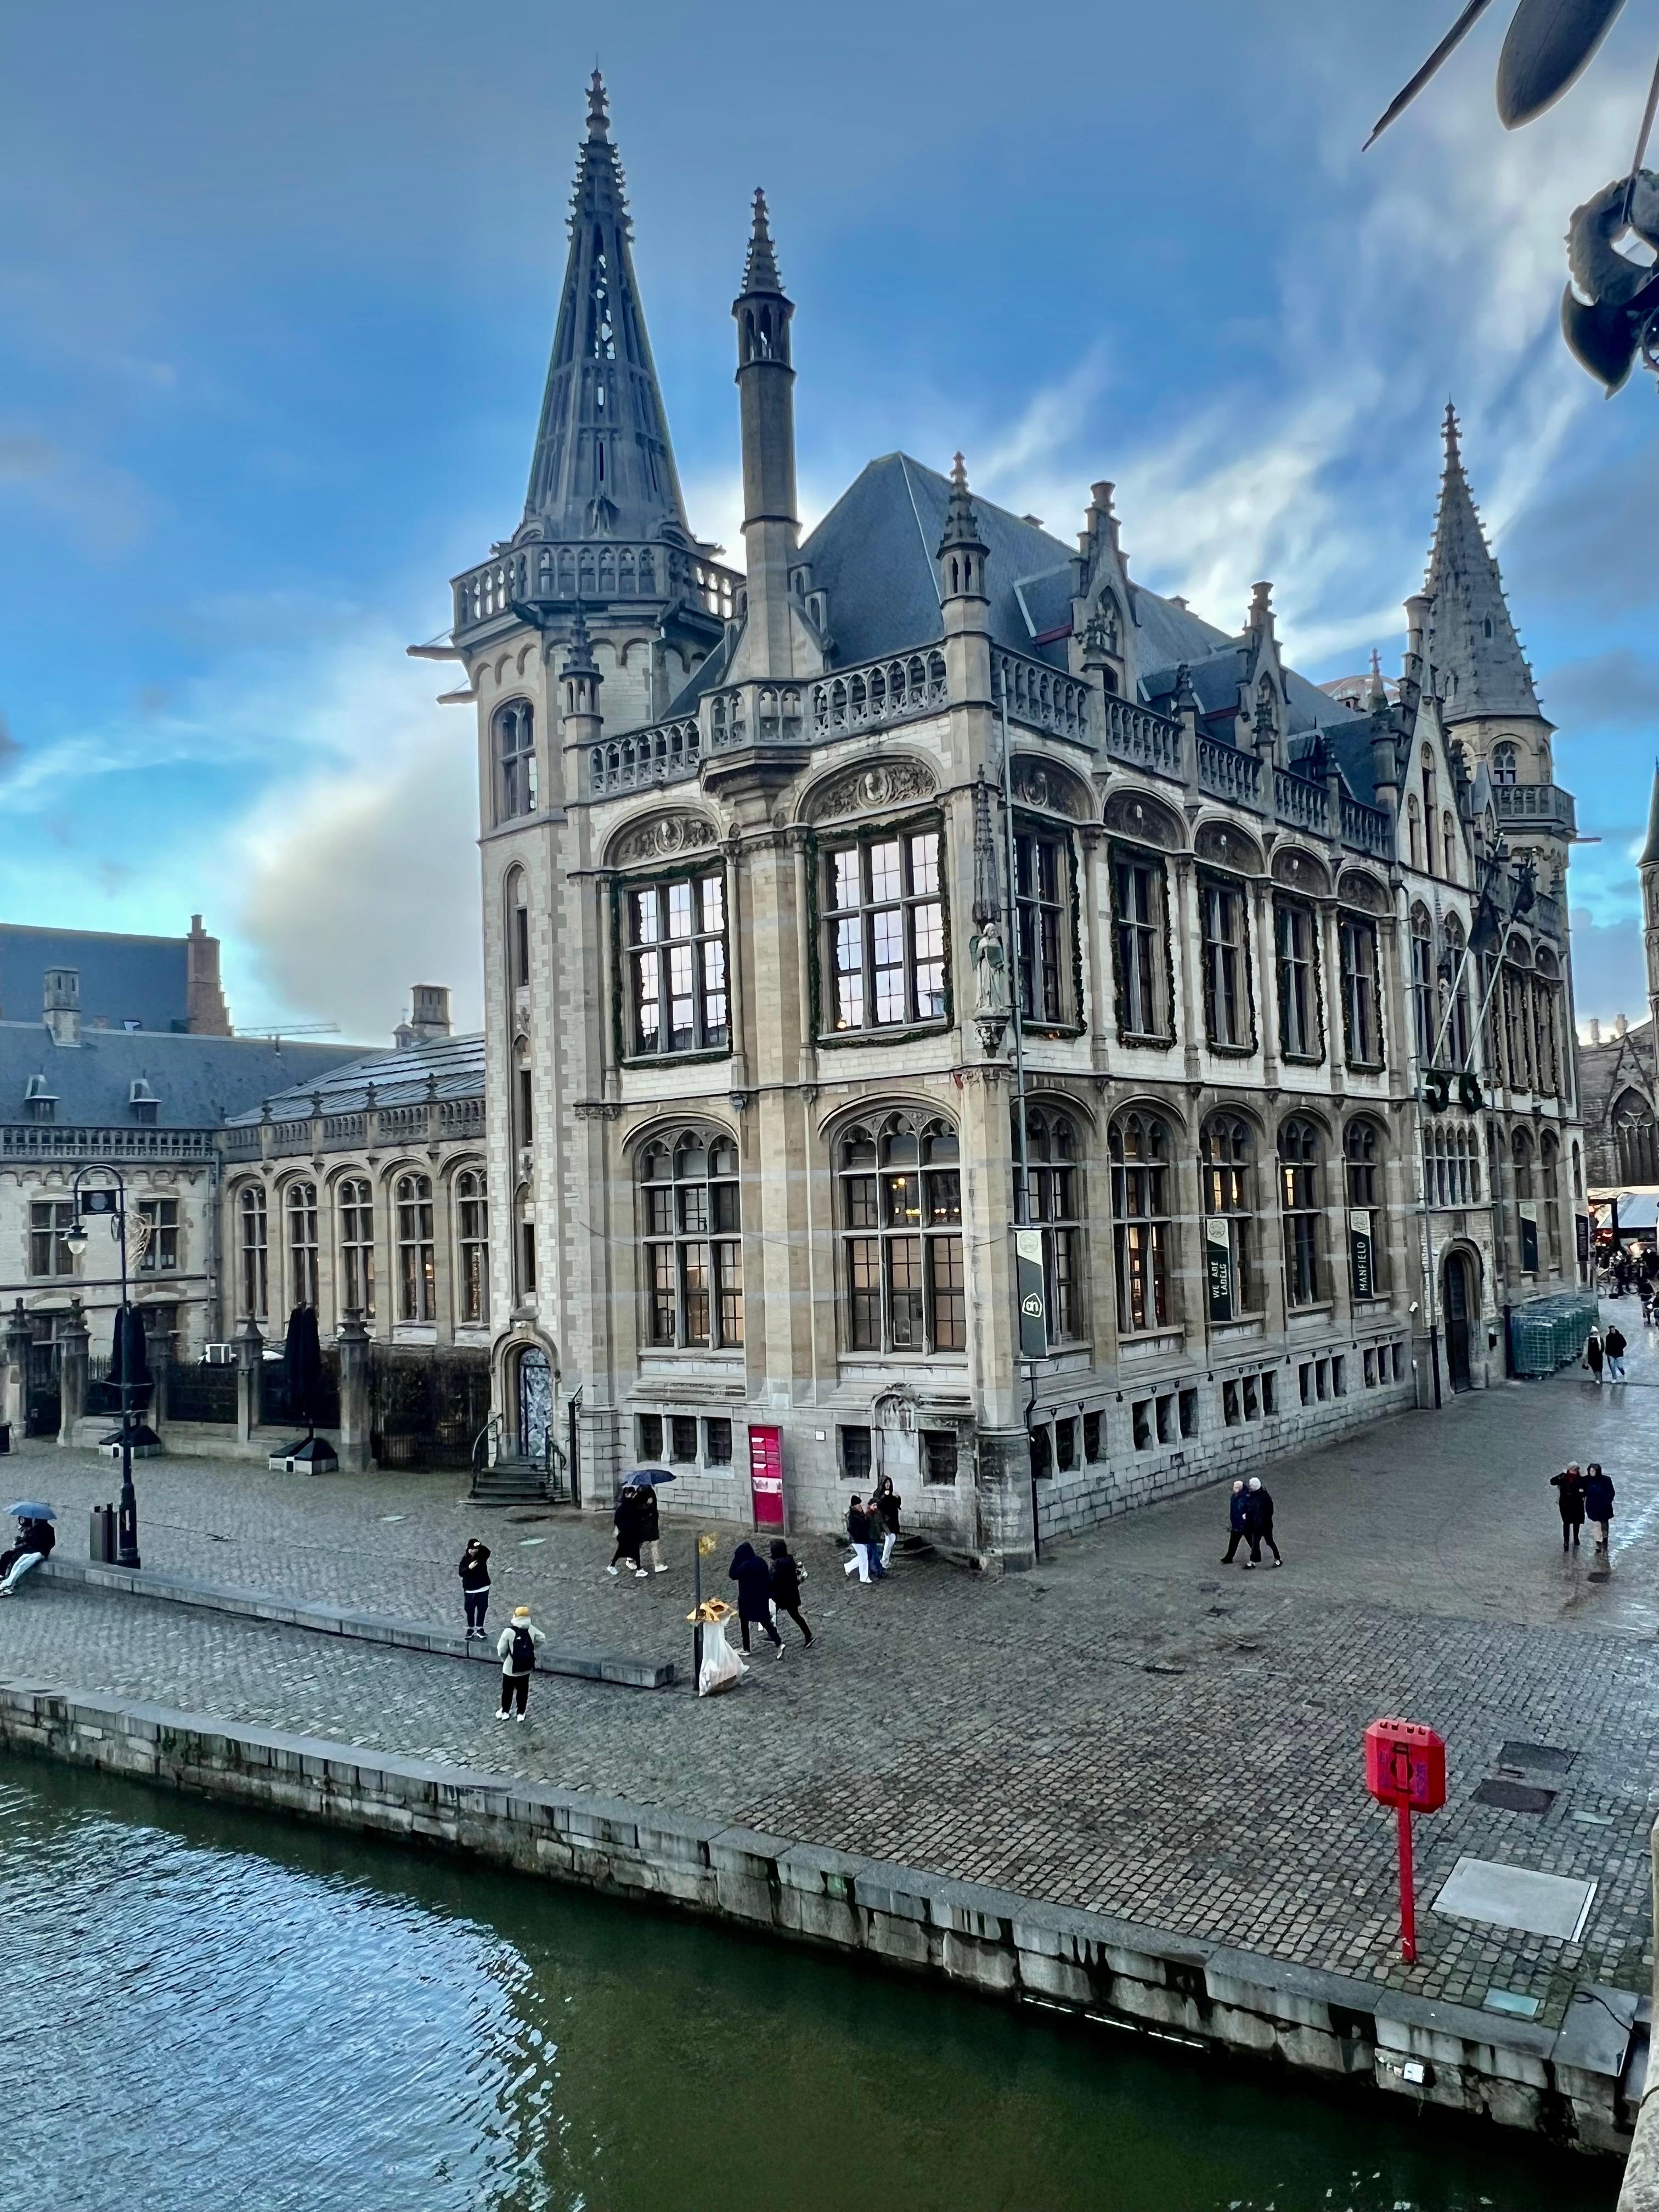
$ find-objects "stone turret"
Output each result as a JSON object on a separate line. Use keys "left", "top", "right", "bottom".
{"left": 731, "top": 189, "right": 802, "bottom": 682}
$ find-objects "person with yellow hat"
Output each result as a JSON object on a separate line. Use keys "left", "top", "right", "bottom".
{"left": 494, "top": 1604, "right": 545, "bottom": 1722}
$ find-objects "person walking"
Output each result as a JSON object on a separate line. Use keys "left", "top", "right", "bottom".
{"left": 873, "top": 1475, "right": 902, "bottom": 1570}
{"left": 608, "top": 1483, "right": 645, "bottom": 1578}
{"left": 1246, "top": 1476, "right": 1282, "bottom": 1566}
{"left": 458, "top": 1538, "right": 492, "bottom": 1639}
{"left": 1584, "top": 1328, "right": 1605, "bottom": 1386}
{"left": 1605, "top": 1322, "right": 1628, "bottom": 1382}
{"left": 494, "top": 1604, "right": 545, "bottom": 1722}
{"left": 1584, "top": 1463, "right": 1616, "bottom": 1553}
{"left": 636, "top": 1479, "right": 668, "bottom": 1575}
{"left": 1221, "top": 1480, "right": 1255, "bottom": 1566}
{"left": 729, "top": 1540, "right": 783, "bottom": 1656}
{"left": 768, "top": 1538, "right": 813, "bottom": 1646}
{"left": 844, "top": 1495, "right": 885, "bottom": 1583}
{"left": 1551, "top": 1463, "right": 1587, "bottom": 1553}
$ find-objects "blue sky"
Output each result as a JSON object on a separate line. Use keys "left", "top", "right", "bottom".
{"left": 2, "top": 0, "right": 1655, "bottom": 1041}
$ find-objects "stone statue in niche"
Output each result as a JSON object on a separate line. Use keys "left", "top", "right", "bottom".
{"left": 969, "top": 919, "right": 1011, "bottom": 1019}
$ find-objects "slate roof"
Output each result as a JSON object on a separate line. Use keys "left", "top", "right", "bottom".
{"left": 222, "top": 1032, "right": 486, "bottom": 1127}
{"left": 1423, "top": 406, "right": 1543, "bottom": 726}
{"left": 0, "top": 1026, "right": 364, "bottom": 1132}
{"left": 0, "top": 925, "right": 190, "bottom": 1034}
{"left": 1579, "top": 1023, "right": 1658, "bottom": 1138}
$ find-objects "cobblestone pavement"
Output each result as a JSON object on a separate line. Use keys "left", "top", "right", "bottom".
{"left": 5, "top": 1299, "right": 1659, "bottom": 2025}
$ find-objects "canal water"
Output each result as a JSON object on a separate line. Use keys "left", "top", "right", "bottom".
{"left": 4, "top": 1763, "right": 1616, "bottom": 2212}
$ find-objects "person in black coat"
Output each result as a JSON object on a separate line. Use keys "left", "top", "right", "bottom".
{"left": 458, "top": 1538, "right": 492, "bottom": 1637}
{"left": 729, "top": 1540, "right": 782, "bottom": 1654}
{"left": 610, "top": 1485, "right": 645, "bottom": 1578}
{"left": 1221, "top": 1481, "right": 1256, "bottom": 1566}
{"left": 636, "top": 1481, "right": 667, "bottom": 1575}
{"left": 1583, "top": 1463, "right": 1615, "bottom": 1551}
{"left": 768, "top": 1538, "right": 813, "bottom": 1645}
{"left": 1246, "top": 1477, "right": 1282, "bottom": 1566}
{"left": 873, "top": 1476, "right": 902, "bottom": 1570}
{"left": 1551, "top": 1464, "right": 1586, "bottom": 1551}
{"left": 844, "top": 1496, "right": 885, "bottom": 1583}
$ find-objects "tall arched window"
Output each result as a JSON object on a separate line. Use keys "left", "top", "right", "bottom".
{"left": 239, "top": 1186, "right": 268, "bottom": 1319}
{"left": 1512, "top": 1130, "right": 1538, "bottom": 1274}
{"left": 494, "top": 700, "right": 537, "bottom": 823}
{"left": 285, "top": 1180, "right": 319, "bottom": 1310}
{"left": 836, "top": 1116, "right": 963, "bottom": 1354}
{"left": 1344, "top": 1119, "right": 1385, "bottom": 1296}
{"left": 1110, "top": 1111, "right": 1173, "bottom": 1334}
{"left": 395, "top": 1172, "right": 436, "bottom": 1322}
{"left": 1541, "top": 1133, "right": 1562, "bottom": 1271}
{"left": 1442, "top": 812, "right": 1458, "bottom": 886}
{"left": 1410, "top": 906, "right": 1435, "bottom": 1065}
{"left": 1406, "top": 794, "right": 1423, "bottom": 871}
{"left": 1200, "top": 1115, "right": 1254, "bottom": 1320}
{"left": 456, "top": 1169, "right": 489, "bottom": 1325}
{"left": 1278, "top": 1118, "right": 1324, "bottom": 1308}
{"left": 640, "top": 1132, "right": 743, "bottom": 1350}
{"left": 1492, "top": 742, "right": 1519, "bottom": 786}
{"left": 1015, "top": 1108, "right": 1084, "bottom": 1344}
{"left": 1421, "top": 747, "right": 1438, "bottom": 874}
{"left": 1338, "top": 911, "right": 1383, "bottom": 1069}
{"left": 337, "top": 1178, "right": 375, "bottom": 1319}
{"left": 506, "top": 867, "right": 531, "bottom": 991}
{"left": 1613, "top": 1094, "right": 1658, "bottom": 1184}
{"left": 1442, "top": 916, "right": 1471, "bottom": 1069}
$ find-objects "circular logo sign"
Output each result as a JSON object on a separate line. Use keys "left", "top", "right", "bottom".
{"left": 1021, "top": 1294, "right": 1043, "bottom": 1317}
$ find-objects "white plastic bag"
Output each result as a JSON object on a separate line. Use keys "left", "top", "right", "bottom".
{"left": 697, "top": 1616, "right": 749, "bottom": 1697}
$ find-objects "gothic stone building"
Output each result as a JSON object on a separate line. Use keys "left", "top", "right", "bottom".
{"left": 436, "top": 77, "right": 1585, "bottom": 1563}
{"left": 1578, "top": 769, "right": 1659, "bottom": 1197}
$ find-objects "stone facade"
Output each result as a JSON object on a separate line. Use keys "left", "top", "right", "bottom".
{"left": 442, "top": 81, "right": 1587, "bottom": 1562}
{"left": 1577, "top": 771, "right": 1659, "bottom": 1198}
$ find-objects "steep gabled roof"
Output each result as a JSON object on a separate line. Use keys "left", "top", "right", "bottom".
{"left": 0, "top": 924, "right": 189, "bottom": 1032}
{"left": 1424, "top": 404, "right": 1543, "bottom": 725}
{"left": 0, "top": 1026, "right": 362, "bottom": 1131}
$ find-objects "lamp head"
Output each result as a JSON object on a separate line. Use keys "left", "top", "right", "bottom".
{"left": 64, "top": 1220, "right": 88, "bottom": 1257}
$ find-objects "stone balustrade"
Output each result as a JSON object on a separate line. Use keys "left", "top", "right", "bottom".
{"left": 996, "top": 652, "right": 1091, "bottom": 744}
{"left": 1493, "top": 782, "right": 1576, "bottom": 836}
{"left": 811, "top": 652, "right": 947, "bottom": 740}
{"left": 453, "top": 540, "right": 739, "bottom": 637}
{"left": 1101, "top": 696, "right": 1183, "bottom": 776}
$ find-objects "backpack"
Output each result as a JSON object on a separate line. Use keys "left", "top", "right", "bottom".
{"left": 510, "top": 1624, "right": 537, "bottom": 1674}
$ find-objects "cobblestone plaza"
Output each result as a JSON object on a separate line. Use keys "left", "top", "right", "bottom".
{"left": 5, "top": 1304, "right": 1656, "bottom": 2029}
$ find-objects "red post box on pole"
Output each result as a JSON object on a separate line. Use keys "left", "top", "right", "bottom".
{"left": 1363, "top": 1718, "right": 1446, "bottom": 1964}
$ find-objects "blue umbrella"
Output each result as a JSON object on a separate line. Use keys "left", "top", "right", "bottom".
{"left": 6, "top": 1502, "right": 55, "bottom": 1521}
{"left": 622, "top": 1467, "right": 676, "bottom": 1486}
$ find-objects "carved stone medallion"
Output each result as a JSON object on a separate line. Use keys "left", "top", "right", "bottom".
{"left": 612, "top": 814, "right": 717, "bottom": 866}
{"left": 805, "top": 758, "right": 936, "bottom": 825}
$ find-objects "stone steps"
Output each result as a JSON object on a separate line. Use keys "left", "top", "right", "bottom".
{"left": 470, "top": 1457, "right": 552, "bottom": 1506}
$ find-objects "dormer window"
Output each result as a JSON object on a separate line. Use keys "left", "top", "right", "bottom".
{"left": 129, "top": 1077, "right": 159, "bottom": 1126}
{"left": 24, "top": 1074, "right": 56, "bottom": 1124}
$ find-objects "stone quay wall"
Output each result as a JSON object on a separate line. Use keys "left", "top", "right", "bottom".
{"left": 0, "top": 1682, "right": 1632, "bottom": 2163}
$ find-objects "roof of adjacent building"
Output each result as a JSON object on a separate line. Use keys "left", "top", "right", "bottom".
{"left": 1578, "top": 1020, "right": 1657, "bottom": 1135}
{"left": 222, "top": 1031, "right": 486, "bottom": 1126}
{"left": 0, "top": 1025, "right": 363, "bottom": 1131}
{"left": 1423, "top": 404, "right": 1543, "bottom": 726}
{"left": 0, "top": 924, "right": 191, "bottom": 1034}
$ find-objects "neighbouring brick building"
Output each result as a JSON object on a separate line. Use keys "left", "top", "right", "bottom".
{"left": 430, "top": 76, "right": 1587, "bottom": 1563}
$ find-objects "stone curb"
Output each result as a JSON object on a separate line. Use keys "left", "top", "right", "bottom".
{"left": 0, "top": 1680, "right": 1634, "bottom": 2162}
{"left": 30, "top": 1560, "right": 675, "bottom": 1690}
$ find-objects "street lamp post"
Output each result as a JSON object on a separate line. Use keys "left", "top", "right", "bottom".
{"left": 63, "top": 1166, "right": 140, "bottom": 1570}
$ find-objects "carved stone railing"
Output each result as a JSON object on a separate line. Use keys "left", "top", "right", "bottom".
{"left": 453, "top": 540, "right": 740, "bottom": 636}
{"left": 589, "top": 716, "right": 702, "bottom": 796}
{"left": 1273, "top": 767, "right": 1329, "bottom": 837}
{"left": 0, "top": 1125, "right": 217, "bottom": 1162}
{"left": 996, "top": 651, "right": 1091, "bottom": 744}
{"left": 1099, "top": 696, "right": 1182, "bottom": 777}
{"left": 376, "top": 1104, "right": 427, "bottom": 1144}
{"left": 710, "top": 684, "right": 805, "bottom": 752}
{"left": 221, "top": 1127, "right": 263, "bottom": 1161}
{"left": 1197, "top": 735, "right": 1262, "bottom": 806}
{"left": 323, "top": 1113, "right": 366, "bottom": 1146}
{"left": 1533, "top": 891, "right": 1565, "bottom": 940}
{"left": 1340, "top": 793, "right": 1391, "bottom": 858}
{"left": 220, "top": 1095, "right": 486, "bottom": 1164}
{"left": 438, "top": 1097, "right": 486, "bottom": 1137}
{"left": 1493, "top": 782, "right": 1576, "bottom": 836}
{"left": 270, "top": 1123, "right": 313, "bottom": 1158}
{"left": 812, "top": 651, "right": 947, "bottom": 740}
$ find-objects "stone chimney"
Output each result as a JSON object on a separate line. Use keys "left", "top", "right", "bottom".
{"left": 186, "top": 915, "right": 233, "bottom": 1035}
{"left": 1615, "top": 1012, "right": 1629, "bottom": 1038}
{"left": 43, "top": 968, "right": 81, "bottom": 1048}
{"left": 395, "top": 983, "right": 452, "bottom": 1050}
{"left": 1589, "top": 1016, "right": 1602, "bottom": 1046}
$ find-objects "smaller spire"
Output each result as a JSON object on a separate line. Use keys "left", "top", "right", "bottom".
{"left": 562, "top": 602, "right": 597, "bottom": 674}
{"left": 742, "top": 188, "right": 784, "bottom": 296}
{"left": 1367, "top": 648, "right": 1388, "bottom": 713}
{"left": 938, "top": 453, "right": 987, "bottom": 554}
{"left": 1443, "top": 397, "right": 1459, "bottom": 462}
{"left": 586, "top": 69, "right": 610, "bottom": 139}
{"left": 1641, "top": 760, "right": 1659, "bottom": 868}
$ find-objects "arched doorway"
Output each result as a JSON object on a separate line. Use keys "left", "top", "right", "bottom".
{"left": 517, "top": 1346, "right": 552, "bottom": 1463}
{"left": 1443, "top": 1252, "right": 1475, "bottom": 1393}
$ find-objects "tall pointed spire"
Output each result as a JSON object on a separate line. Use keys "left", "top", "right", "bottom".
{"left": 1641, "top": 761, "right": 1659, "bottom": 868}
{"left": 523, "top": 74, "right": 691, "bottom": 546}
{"left": 742, "top": 188, "right": 783, "bottom": 297}
{"left": 1423, "top": 403, "right": 1542, "bottom": 724}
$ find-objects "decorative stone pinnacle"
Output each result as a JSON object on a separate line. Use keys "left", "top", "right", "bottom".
{"left": 586, "top": 69, "right": 610, "bottom": 138}
{"left": 742, "top": 188, "right": 783, "bottom": 295}
{"left": 1173, "top": 662, "right": 1198, "bottom": 713}
{"left": 937, "top": 451, "right": 986, "bottom": 556}
{"left": 563, "top": 602, "right": 598, "bottom": 674}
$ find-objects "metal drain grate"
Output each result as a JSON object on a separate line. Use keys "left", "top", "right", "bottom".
{"left": 1475, "top": 1778, "right": 1557, "bottom": 1814}
{"left": 1497, "top": 1741, "right": 1576, "bottom": 1776}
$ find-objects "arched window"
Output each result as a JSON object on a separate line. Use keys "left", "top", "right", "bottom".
{"left": 640, "top": 1132, "right": 743, "bottom": 1350}
{"left": 1441, "top": 812, "right": 1458, "bottom": 886}
{"left": 1613, "top": 1094, "right": 1658, "bottom": 1185}
{"left": 239, "top": 1186, "right": 268, "bottom": 1319}
{"left": 507, "top": 867, "right": 531, "bottom": 992}
{"left": 837, "top": 1116, "right": 963, "bottom": 1354}
{"left": 1406, "top": 794, "right": 1423, "bottom": 872}
{"left": 1422, "top": 1124, "right": 1480, "bottom": 1210}
{"left": 1420, "top": 747, "right": 1437, "bottom": 874}
{"left": 1200, "top": 1115, "right": 1254, "bottom": 1320}
{"left": 1442, "top": 917, "right": 1471, "bottom": 1069}
{"left": 1344, "top": 1119, "right": 1385, "bottom": 1296}
{"left": 1338, "top": 910, "right": 1382, "bottom": 1068}
{"left": 1512, "top": 1130, "right": 1538, "bottom": 1274}
{"left": 1531, "top": 976, "right": 1558, "bottom": 1094}
{"left": 456, "top": 1169, "right": 489, "bottom": 1325}
{"left": 1541, "top": 1133, "right": 1562, "bottom": 1271}
{"left": 1274, "top": 896, "right": 1321, "bottom": 1061}
{"left": 395, "top": 1172, "right": 436, "bottom": 1322}
{"left": 1015, "top": 1108, "right": 1084, "bottom": 1343}
{"left": 1110, "top": 1111, "right": 1173, "bottom": 1334}
{"left": 337, "top": 1177, "right": 375, "bottom": 1319}
{"left": 494, "top": 700, "right": 537, "bottom": 823}
{"left": 285, "top": 1180, "right": 319, "bottom": 1310}
{"left": 1278, "top": 1118, "right": 1324, "bottom": 1308}
{"left": 1410, "top": 906, "right": 1435, "bottom": 1065}
{"left": 1492, "top": 742, "right": 1519, "bottom": 786}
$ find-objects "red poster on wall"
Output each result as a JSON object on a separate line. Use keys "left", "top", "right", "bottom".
{"left": 748, "top": 1425, "right": 785, "bottom": 1527}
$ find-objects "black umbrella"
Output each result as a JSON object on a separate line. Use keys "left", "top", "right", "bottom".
{"left": 283, "top": 1304, "right": 324, "bottom": 1436}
